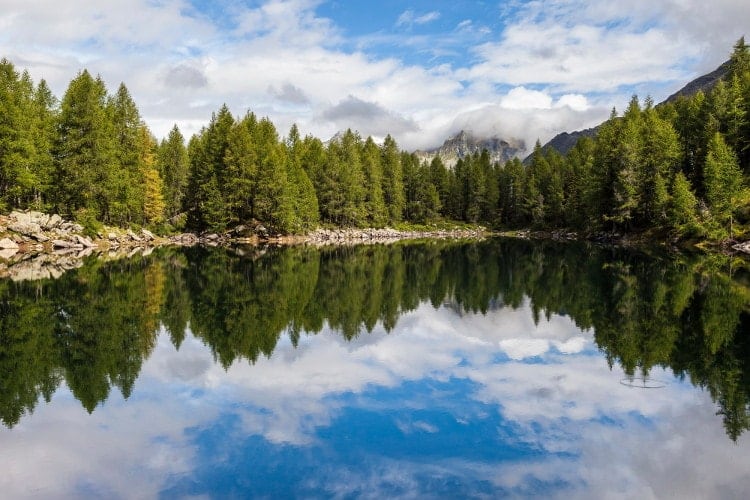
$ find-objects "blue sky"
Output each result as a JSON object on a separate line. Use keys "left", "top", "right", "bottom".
{"left": 1, "top": 0, "right": 748, "bottom": 151}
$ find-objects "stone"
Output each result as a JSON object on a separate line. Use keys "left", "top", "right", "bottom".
{"left": 141, "top": 229, "right": 155, "bottom": 241}
{"left": 52, "top": 239, "right": 76, "bottom": 249}
{"left": 8, "top": 221, "right": 42, "bottom": 236}
{"left": 75, "top": 235, "right": 96, "bottom": 248}
{"left": 0, "top": 248, "right": 18, "bottom": 260}
{"left": 108, "top": 232, "right": 118, "bottom": 240}
{"left": 0, "top": 237, "right": 19, "bottom": 250}
{"left": 126, "top": 230, "right": 142, "bottom": 242}
{"left": 44, "top": 214, "right": 63, "bottom": 230}
{"left": 32, "top": 233, "right": 50, "bottom": 243}
{"left": 733, "top": 241, "right": 750, "bottom": 254}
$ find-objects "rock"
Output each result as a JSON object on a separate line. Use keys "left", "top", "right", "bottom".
{"left": 205, "top": 233, "right": 219, "bottom": 241}
{"left": 0, "top": 248, "right": 18, "bottom": 260}
{"left": 126, "top": 230, "right": 142, "bottom": 242}
{"left": 0, "top": 238, "right": 19, "bottom": 250}
{"left": 31, "top": 233, "right": 50, "bottom": 243}
{"left": 44, "top": 214, "right": 63, "bottom": 230}
{"left": 141, "top": 229, "right": 155, "bottom": 241}
{"left": 733, "top": 241, "right": 750, "bottom": 254}
{"left": 52, "top": 239, "right": 77, "bottom": 249}
{"left": 8, "top": 221, "right": 42, "bottom": 236}
{"left": 74, "top": 235, "right": 96, "bottom": 248}
{"left": 107, "top": 232, "right": 118, "bottom": 240}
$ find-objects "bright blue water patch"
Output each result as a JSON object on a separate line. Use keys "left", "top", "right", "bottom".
{"left": 159, "top": 376, "right": 576, "bottom": 498}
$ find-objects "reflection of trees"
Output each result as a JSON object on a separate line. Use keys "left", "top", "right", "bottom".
{"left": 0, "top": 240, "right": 749, "bottom": 439}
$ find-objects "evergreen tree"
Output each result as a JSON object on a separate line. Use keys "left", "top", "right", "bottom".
{"left": 704, "top": 132, "right": 744, "bottom": 238}
{"left": 381, "top": 135, "right": 405, "bottom": 223}
{"left": 361, "top": 137, "right": 388, "bottom": 226}
{"left": 253, "top": 118, "right": 295, "bottom": 232}
{"left": 157, "top": 125, "right": 189, "bottom": 220}
{"left": 185, "top": 105, "right": 234, "bottom": 230}
{"left": 285, "top": 124, "right": 320, "bottom": 232}
{"left": 110, "top": 83, "right": 145, "bottom": 225}
{"left": 53, "top": 70, "right": 117, "bottom": 220}
{"left": 668, "top": 171, "right": 700, "bottom": 235}
{"left": 224, "top": 113, "right": 258, "bottom": 224}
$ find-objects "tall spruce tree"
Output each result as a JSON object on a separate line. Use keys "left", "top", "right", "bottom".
{"left": 381, "top": 135, "right": 405, "bottom": 223}
{"left": 53, "top": 70, "right": 117, "bottom": 221}
{"left": 705, "top": 132, "right": 744, "bottom": 238}
{"left": 157, "top": 125, "right": 189, "bottom": 220}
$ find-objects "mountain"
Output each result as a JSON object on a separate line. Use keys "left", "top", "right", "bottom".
{"left": 663, "top": 60, "right": 730, "bottom": 104}
{"left": 414, "top": 130, "right": 525, "bottom": 168}
{"left": 530, "top": 60, "right": 731, "bottom": 161}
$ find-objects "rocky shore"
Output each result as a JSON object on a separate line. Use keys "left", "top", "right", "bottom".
{"left": 1, "top": 211, "right": 489, "bottom": 282}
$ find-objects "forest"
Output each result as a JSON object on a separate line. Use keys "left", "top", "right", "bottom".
{"left": 0, "top": 40, "right": 749, "bottom": 240}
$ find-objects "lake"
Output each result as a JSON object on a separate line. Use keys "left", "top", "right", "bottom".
{"left": 1, "top": 239, "right": 749, "bottom": 498}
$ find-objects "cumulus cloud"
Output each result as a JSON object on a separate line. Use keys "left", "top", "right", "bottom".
{"left": 268, "top": 82, "right": 309, "bottom": 104}
{"left": 319, "top": 95, "right": 420, "bottom": 136}
{"left": 164, "top": 64, "right": 208, "bottom": 89}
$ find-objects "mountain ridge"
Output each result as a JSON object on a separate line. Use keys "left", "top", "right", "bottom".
{"left": 414, "top": 130, "right": 525, "bottom": 168}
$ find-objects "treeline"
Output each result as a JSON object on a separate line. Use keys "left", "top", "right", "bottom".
{"left": 493, "top": 38, "right": 750, "bottom": 239}
{"left": 1, "top": 241, "right": 749, "bottom": 439}
{"left": 0, "top": 58, "right": 443, "bottom": 233}
{"left": 1, "top": 39, "right": 749, "bottom": 237}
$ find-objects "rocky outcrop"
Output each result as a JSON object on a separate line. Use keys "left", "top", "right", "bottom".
{"left": 0, "top": 210, "right": 176, "bottom": 282}
{"left": 415, "top": 130, "right": 525, "bottom": 168}
{"left": 733, "top": 241, "right": 750, "bottom": 254}
{"left": 1, "top": 211, "right": 491, "bottom": 281}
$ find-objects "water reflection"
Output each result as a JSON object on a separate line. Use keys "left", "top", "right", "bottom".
{"left": 1, "top": 239, "right": 749, "bottom": 497}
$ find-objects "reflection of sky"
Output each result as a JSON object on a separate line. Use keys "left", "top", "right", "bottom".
{"left": 2, "top": 299, "right": 750, "bottom": 499}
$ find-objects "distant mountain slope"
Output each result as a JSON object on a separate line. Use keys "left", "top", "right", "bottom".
{"left": 414, "top": 130, "right": 525, "bottom": 168}
{"left": 663, "top": 60, "right": 730, "bottom": 104}
{"left": 529, "top": 60, "right": 731, "bottom": 162}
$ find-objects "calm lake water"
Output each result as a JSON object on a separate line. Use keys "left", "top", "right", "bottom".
{"left": 1, "top": 239, "right": 749, "bottom": 499}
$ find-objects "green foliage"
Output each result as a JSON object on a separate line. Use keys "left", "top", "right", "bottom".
{"left": 2, "top": 39, "right": 750, "bottom": 239}
{"left": 705, "top": 132, "right": 744, "bottom": 238}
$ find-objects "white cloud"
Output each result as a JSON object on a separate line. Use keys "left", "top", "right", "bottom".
{"left": 396, "top": 10, "right": 440, "bottom": 28}
{"left": 500, "top": 86, "right": 554, "bottom": 110}
{"left": 0, "top": 0, "right": 747, "bottom": 152}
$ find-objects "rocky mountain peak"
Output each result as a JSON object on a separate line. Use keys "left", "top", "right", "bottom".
{"left": 415, "top": 130, "right": 525, "bottom": 168}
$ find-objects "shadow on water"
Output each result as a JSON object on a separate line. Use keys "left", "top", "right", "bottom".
{"left": 0, "top": 238, "right": 748, "bottom": 439}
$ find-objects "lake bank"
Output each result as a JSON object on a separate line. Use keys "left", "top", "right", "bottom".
{"left": 0, "top": 210, "right": 489, "bottom": 281}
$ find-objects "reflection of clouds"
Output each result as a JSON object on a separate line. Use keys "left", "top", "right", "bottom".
{"left": 2, "top": 300, "right": 749, "bottom": 498}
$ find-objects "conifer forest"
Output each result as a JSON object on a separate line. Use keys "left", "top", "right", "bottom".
{"left": 1, "top": 39, "right": 750, "bottom": 242}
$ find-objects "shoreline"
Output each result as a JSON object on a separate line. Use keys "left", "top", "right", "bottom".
{"left": 2, "top": 209, "right": 748, "bottom": 282}
{"left": 0, "top": 210, "right": 490, "bottom": 282}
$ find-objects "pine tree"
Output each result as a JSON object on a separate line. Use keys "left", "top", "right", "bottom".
{"left": 253, "top": 118, "right": 295, "bottom": 232}
{"left": 110, "top": 83, "right": 144, "bottom": 225}
{"left": 29, "top": 79, "right": 58, "bottom": 209}
{"left": 361, "top": 137, "right": 387, "bottom": 226}
{"left": 157, "top": 125, "right": 189, "bottom": 219}
{"left": 224, "top": 114, "right": 258, "bottom": 224}
{"left": 285, "top": 124, "right": 319, "bottom": 232}
{"left": 639, "top": 104, "right": 681, "bottom": 226}
{"left": 704, "top": 132, "right": 744, "bottom": 238}
{"left": 381, "top": 135, "right": 405, "bottom": 223}
{"left": 668, "top": 171, "right": 700, "bottom": 235}
{"left": 53, "top": 70, "right": 117, "bottom": 220}
{"left": 185, "top": 105, "right": 234, "bottom": 230}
